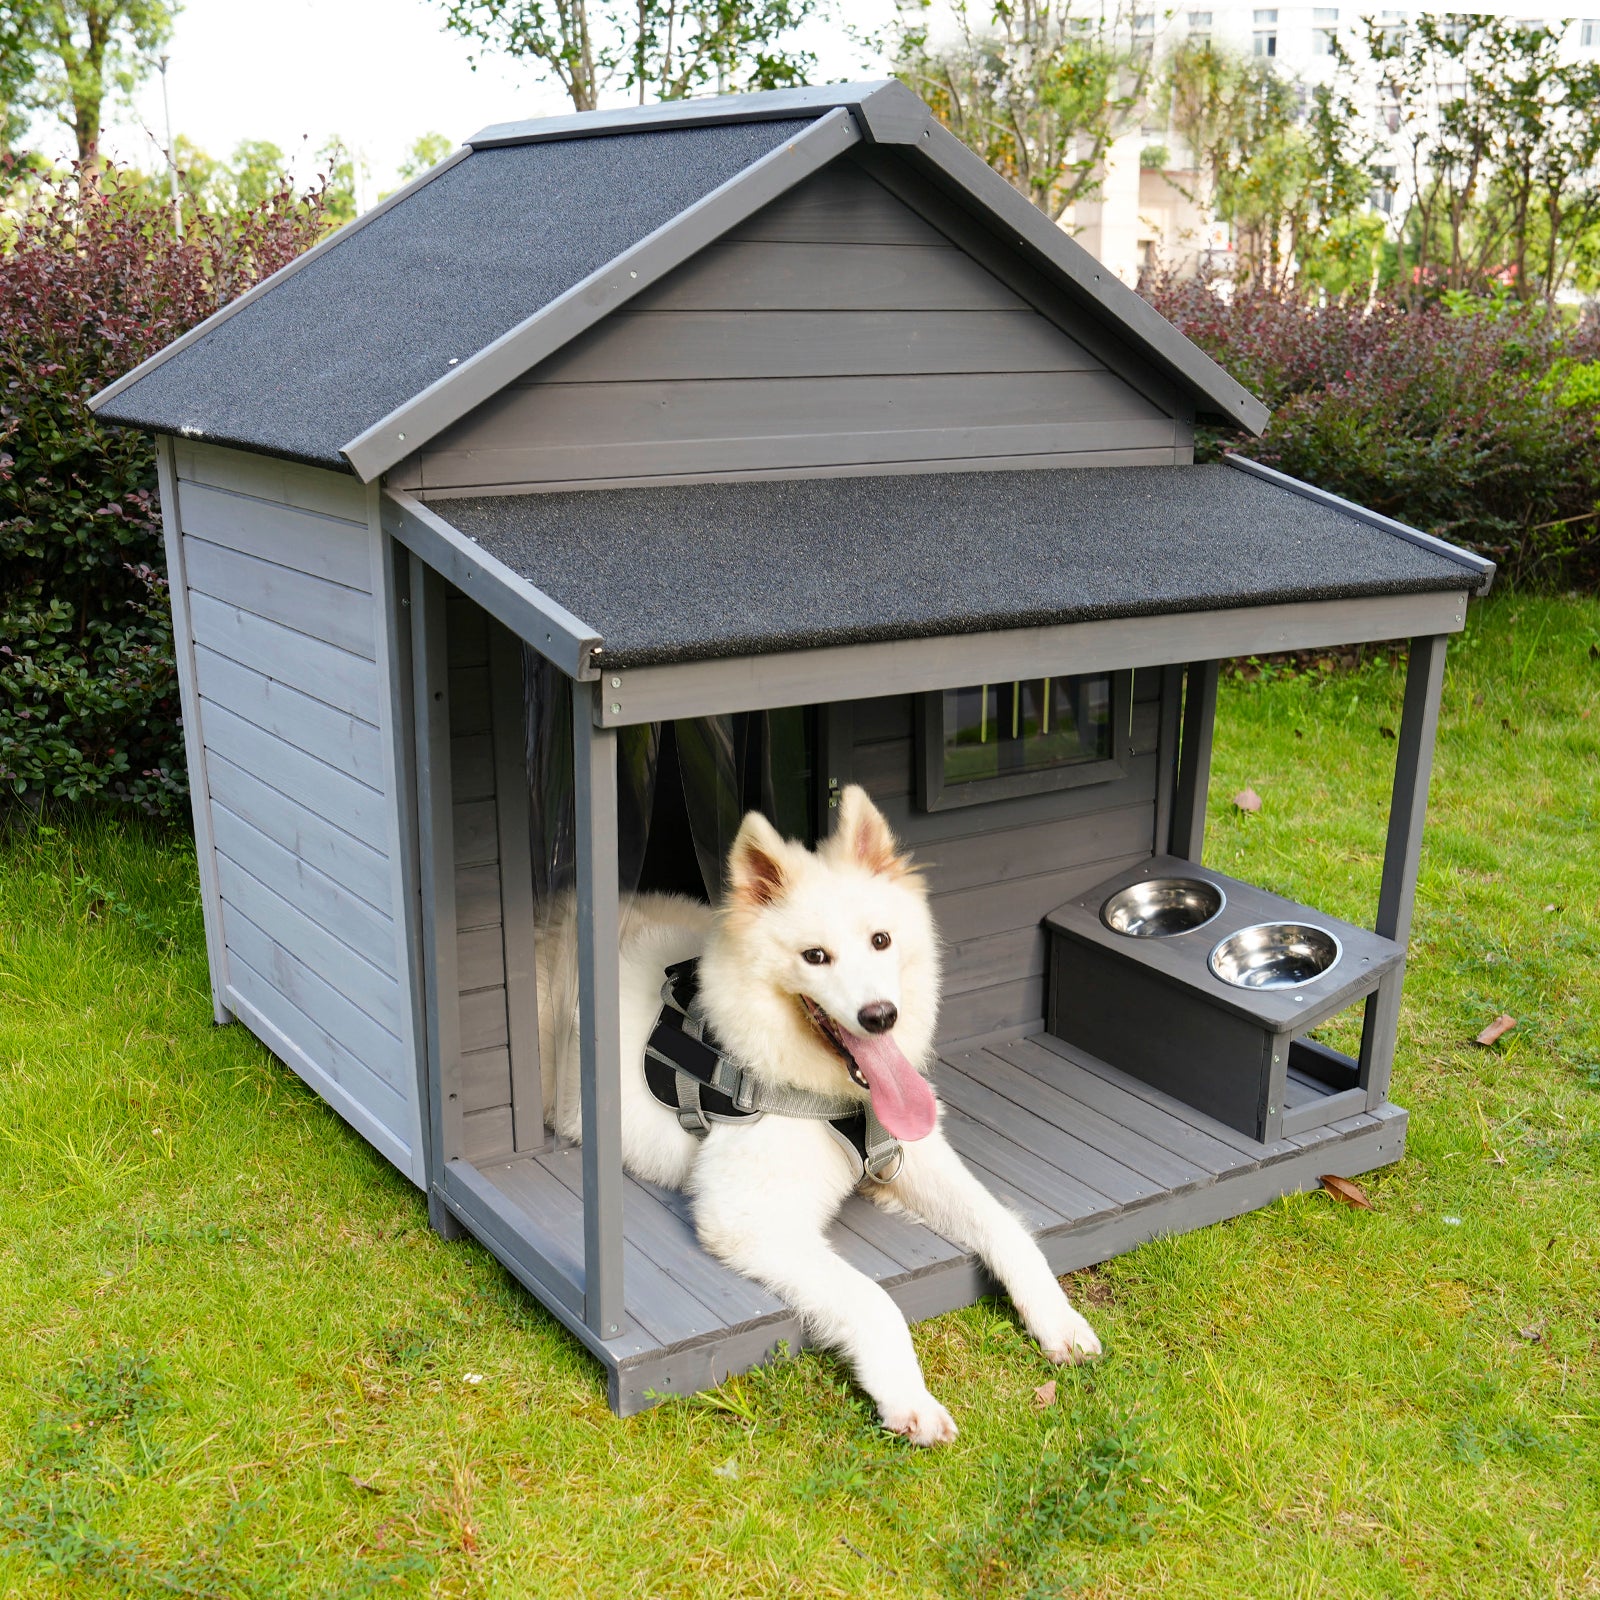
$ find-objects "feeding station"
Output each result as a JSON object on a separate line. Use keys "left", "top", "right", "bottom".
{"left": 91, "top": 82, "right": 1494, "bottom": 1414}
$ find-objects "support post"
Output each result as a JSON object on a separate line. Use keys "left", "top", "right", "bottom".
{"left": 1170, "top": 660, "right": 1220, "bottom": 861}
{"left": 1151, "top": 664, "right": 1184, "bottom": 856}
{"left": 573, "top": 681, "right": 625, "bottom": 1339}
{"left": 1360, "top": 634, "right": 1448, "bottom": 1109}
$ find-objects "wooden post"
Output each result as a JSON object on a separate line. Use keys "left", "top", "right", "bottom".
{"left": 1152, "top": 663, "right": 1184, "bottom": 857}
{"left": 1360, "top": 634, "right": 1448, "bottom": 1109}
{"left": 1170, "top": 660, "right": 1220, "bottom": 861}
{"left": 573, "top": 680, "right": 626, "bottom": 1339}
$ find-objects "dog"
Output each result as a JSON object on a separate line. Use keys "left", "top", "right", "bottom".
{"left": 540, "top": 785, "right": 1101, "bottom": 1443}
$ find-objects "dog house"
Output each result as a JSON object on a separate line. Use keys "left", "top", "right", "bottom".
{"left": 92, "top": 82, "right": 1494, "bottom": 1414}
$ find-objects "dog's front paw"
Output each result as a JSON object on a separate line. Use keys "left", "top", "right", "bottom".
{"left": 881, "top": 1391, "right": 958, "bottom": 1446}
{"left": 1034, "top": 1302, "right": 1102, "bottom": 1366}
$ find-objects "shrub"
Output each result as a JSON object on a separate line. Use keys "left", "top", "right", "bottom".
{"left": 1143, "top": 274, "right": 1600, "bottom": 587}
{"left": 0, "top": 161, "right": 324, "bottom": 816}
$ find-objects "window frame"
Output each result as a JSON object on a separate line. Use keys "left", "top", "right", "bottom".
{"left": 915, "top": 670, "right": 1131, "bottom": 813}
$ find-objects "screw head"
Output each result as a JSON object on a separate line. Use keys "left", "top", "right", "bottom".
{"left": 611, "top": 702, "right": 621, "bottom": 714}
{"left": 610, "top": 676, "right": 621, "bottom": 688}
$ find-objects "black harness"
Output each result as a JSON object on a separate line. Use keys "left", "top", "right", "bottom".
{"left": 644, "top": 960, "right": 904, "bottom": 1183}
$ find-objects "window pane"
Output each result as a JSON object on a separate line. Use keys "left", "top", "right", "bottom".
{"left": 940, "top": 676, "right": 1112, "bottom": 789}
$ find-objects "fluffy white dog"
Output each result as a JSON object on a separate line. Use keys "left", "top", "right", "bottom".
{"left": 542, "top": 785, "right": 1100, "bottom": 1443}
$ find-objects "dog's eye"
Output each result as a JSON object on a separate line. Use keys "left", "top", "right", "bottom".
{"left": 801, "top": 947, "right": 831, "bottom": 966}
{"left": 871, "top": 931, "right": 892, "bottom": 951}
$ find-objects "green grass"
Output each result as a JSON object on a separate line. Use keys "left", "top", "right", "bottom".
{"left": 2, "top": 590, "right": 1597, "bottom": 1598}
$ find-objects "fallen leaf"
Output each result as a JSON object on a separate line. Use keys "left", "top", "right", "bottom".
{"left": 1379, "top": 725, "right": 1396, "bottom": 740}
{"left": 350, "top": 1476, "right": 386, "bottom": 1494}
{"left": 1233, "top": 787, "right": 1262, "bottom": 813}
{"left": 1033, "top": 1380, "right": 1057, "bottom": 1410}
{"left": 1590, "top": 643, "right": 1598, "bottom": 661}
{"left": 1516, "top": 1321, "right": 1545, "bottom": 1344}
{"left": 1475, "top": 1014, "right": 1516, "bottom": 1047}
{"left": 1501, "top": 717, "right": 1520, "bottom": 734}
{"left": 1293, "top": 727, "right": 1303, "bottom": 739}
{"left": 1320, "top": 1174, "right": 1373, "bottom": 1210}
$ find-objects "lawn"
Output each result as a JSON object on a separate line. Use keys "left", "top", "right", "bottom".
{"left": 1, "top": 591, "right": 1597, "bottom": 1599}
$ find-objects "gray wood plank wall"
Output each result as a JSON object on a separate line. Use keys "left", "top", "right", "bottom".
{"left": 841, "top": 667, "right": 1165, "bottom": 1047}
{"left": 171, "top": 441, "right": 424, "bottom": 1181}
{"left": 396, "top": 160, "right": 1191, "bottom": 496}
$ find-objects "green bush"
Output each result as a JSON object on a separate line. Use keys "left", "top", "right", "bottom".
{"left": 1143, "top": 274, "right": 1600, "bottom": 588}
{"left": 0, "top": 161, "right": 324, "bottom": 815}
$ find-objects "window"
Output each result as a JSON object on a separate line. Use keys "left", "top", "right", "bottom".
{"left": 1253, "top": 9, "right": 1278, "bottom": 56}
{"left": 1378, "top": 9, "right": 1407, "bottom": 46}
{"left": 1132, "top": 10, "right": 1156, "bottom": 56}
{"left": 1312, "top": 7, "right": 1338, "bottom": 54}
{"left": 1583, "top": 18, "right": 1599, "bottom": 47}
{"left": 917, "top": 674, "right": 1127, "bottom": 811}
{"left": 1187, "top": 9, "right": 1212, "bottom": 37}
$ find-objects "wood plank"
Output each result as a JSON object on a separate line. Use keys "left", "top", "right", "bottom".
{"left": 922, "top": 804, "right": 1156, "bottom": 898}
{"left": 457, "top": 924, "right": 506, "bottom": 991}
{"left": 527, "top": 308, "right": 1100, "bottom": 385}
{"left": 183, "top": 537, "right": 376, "bottom": 660}
{"left": 193, "top": 645, "right": 385, "bottom": 788}
{"left": 205, "top": 753, "right": 391, "bottom": 914}
{"left": 177, "top": 440, "right": 367, "bottom": 522}
{"left": 188, "top": 592, "right": 379, "bottom": 720}
{"left": 827, "top": 1198, "right": 923, "bottom": 1280}
{"left": 454, "top": 797, "right": 499, "bottom": 868}
{"left": 938, "top": 1101, "right": 1107, "bottom": 1222}
{"left": 215, "top": 852, "right": 403, "bottom": 1035}
{"left": 998, "top": 1035, "right": 1248, "bottom": 1174}
{"left": 175, "top": 480, "right": 372, "bottom": 590}
{"left": 460, "top": 985, "right": 510, "bottom": 1054}
{"left": 834, "top": 1193, "right": 967, "bottom": 1274}
{"left": 451, "top": 733, "right": 496, "bottom": 801}
{"left": 971, "top": 1047, "right": 1212, "bottom": 1192}
{"left": 937, "top": 976, "right": 1047, "bottom": 1048}
{"left": 446, "top": 595, "right": 490, "bottom": 666}
{"left": 630, "top": 240, "right": 1027, "bottom": 314}
{"left": 933, "top": 1057, "right": 1158, "bottom": 1206}
{"left": 221, "top": 901, "right": 409, "bottom": 1101}
{"left": 210, "top": 802, "right": 397, "bottom": 974}
{"left": 461, "top": 1105, "right": 514, "bottom": 1163}
{"left": 542, "top": 1156, "right": 786, "bottom": 1326}
{"left": 459, "top": 1046, "right": 512, "bottom": 1116}
{"left": 449, "top": 667, "right": 492, "bottom": 737}
{"left": 726, "top": 165, "right": 954, "bottom": 246}
{"left": 455, "top": 863, "right": 502, "bottom": 930}
{"left": 200, "top": 698, "right": 389, "bottom": 849}
{"left": 933, "top": 849, "right": 1154, "bottom": 942}
{"left": 943, "top": 926, "right": 1045, "bottom": 997}
{"left": 946, "top": 1147, "right": 1062, "bottom": 1233}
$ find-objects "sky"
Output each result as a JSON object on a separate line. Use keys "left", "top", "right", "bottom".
{"left": 43, "top": 0, "right": 893, "bottom": 203}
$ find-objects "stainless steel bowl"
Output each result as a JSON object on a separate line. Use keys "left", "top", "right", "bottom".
{"left": 1208, "top": 922, "right": 1341, "bottom": 990}
{"left": 1101, "top": 876, "right": 1226, "bottom": 938}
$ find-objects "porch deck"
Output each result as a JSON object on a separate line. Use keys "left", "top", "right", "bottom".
{"left": 439, "top": 1028, "right": 1406, "bottom": 1414}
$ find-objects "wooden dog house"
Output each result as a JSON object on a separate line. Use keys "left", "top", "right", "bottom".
{"left": 92, "top": 82, "right": 1494, "bottom": 1414}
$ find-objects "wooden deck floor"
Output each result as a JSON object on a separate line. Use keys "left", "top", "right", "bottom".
{"left": 448, "top": 1029, "right": 1406, "bottom": 1414}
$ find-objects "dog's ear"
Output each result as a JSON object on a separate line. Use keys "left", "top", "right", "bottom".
{"left": 727, "top": 810, "right": 790, "bottom": 908}
{"left": 829, "top": 785, "right": 911, "bottom": 878}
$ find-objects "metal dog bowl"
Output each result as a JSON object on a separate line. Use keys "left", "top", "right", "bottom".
{"left": 1101, "top": 877, "right": 1226, "bottom": 938}
{"left": 1208, "top": 922, "right": 1341, "bottom": 990}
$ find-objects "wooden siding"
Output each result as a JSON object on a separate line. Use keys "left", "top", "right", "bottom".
{"left": 170, "top": 441, "right": 423, "bottom": 1181}
{"left": 839, "top": 667, "right": 1166, "bottom": 1047}
{"left": 397, "top": 161, "right": 1190, "bottom": 495}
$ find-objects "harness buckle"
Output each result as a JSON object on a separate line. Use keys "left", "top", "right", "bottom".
{"left": 864, "top": 1143, "right": 905, "bottom": 1184}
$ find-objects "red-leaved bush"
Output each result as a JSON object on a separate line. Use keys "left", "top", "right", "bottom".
{"left": 1143, "top": 273, "right": 1600, "bottom": 587}
{"left": 0, "top": 161, "right": 324, "bottom": 815}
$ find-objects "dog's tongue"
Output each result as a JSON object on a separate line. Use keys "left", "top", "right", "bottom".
{"left": 842, "top": 1030, "right": 937, "bottom": 1142}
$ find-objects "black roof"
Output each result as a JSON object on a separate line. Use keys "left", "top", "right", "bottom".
{"left": 90, "top": 82, "right": 1269, "bottom": 476}
{"left": 436, "top": 462, "right": 1483, "bottom": 669}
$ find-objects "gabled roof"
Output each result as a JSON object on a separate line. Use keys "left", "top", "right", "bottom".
{"left": 91, "top": 82, "right": 1270, "bottom": 478}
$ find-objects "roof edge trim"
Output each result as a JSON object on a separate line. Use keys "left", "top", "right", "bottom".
{"left": 89, "top": 144, "right": 474, "bottom": 418}
{"left": 1224, "top": 455, "right": 1496, "bottom": 595}
{"left": 469, "top": 79, "right": 929, "bottom": 149}
{"left": 343, "top": 106, "right": 863, "bottom": 483}
{"left": 382, "top": 487, "right": 604, "bottom": 678}
{"left": 902, "top": 123, "right": 1271, "bottom": 436}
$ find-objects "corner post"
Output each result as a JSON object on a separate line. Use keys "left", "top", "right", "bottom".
{"left": 573, "top": 679, "right": 625, "bottom": 1339}
{"left": 1360, "top": 634, "right": 1448, "bottom": 1108}
{"left": 1169, "top": 660, "right": 1220, "bottom": 861}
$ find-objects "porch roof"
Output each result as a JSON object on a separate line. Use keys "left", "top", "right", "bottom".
{"left": 429, "top": 459, "right": 1490, "bottom": 671}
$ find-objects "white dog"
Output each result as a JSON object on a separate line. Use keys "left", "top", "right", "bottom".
{"left": 541, "top": 785, "right": 1100, "bottom": 1444}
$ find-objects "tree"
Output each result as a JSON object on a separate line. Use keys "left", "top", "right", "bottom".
{"left": 0, "top": 0, "right": 175, "bottom": 167}
{"left": 398, "top": 131, "right": 454, "bottom": 183}
{"left": 439, "top": 0, "right": 821, "bottom": 113}
{"left": 888, "top": 0, "right": 1155, "bottom": 222}
{"left": 315, "top": 135, "right": 362, "bottom": 227}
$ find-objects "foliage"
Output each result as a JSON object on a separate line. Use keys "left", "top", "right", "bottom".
{"left": 888, "top": 0, "right": 1155, "bottom": 221}
{"left": 397, "top": 131, "right": 454, "bottom": 185}
{"left": 1357, "top": 16, "right": 1600, "bottom": 305}
{"left": 0, "top": 0, "right": 176, "bottom": 166}
{"left": 439, "top": 0, "right": 821, "bottom": 114}
{"left": 1143, "top": 273, "right": 1600, "bottom": 586}
{"left": 0, "top": 160, "right": 325, "bottom": 815}
{"left": 2, "top": 594, "right": 1598, "bottom": 1595}
{"left": 1161, "top": 37, "right": 1376, "bottom": 293}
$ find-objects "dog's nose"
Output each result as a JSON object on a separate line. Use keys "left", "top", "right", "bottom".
{"left": 857, "top": 1001, "right": 898, "bottom": 1034}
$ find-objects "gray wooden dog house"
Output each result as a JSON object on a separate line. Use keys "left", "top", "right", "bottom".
{"left": 93, "top": 81, "right": 1494, "bottom": 1414}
